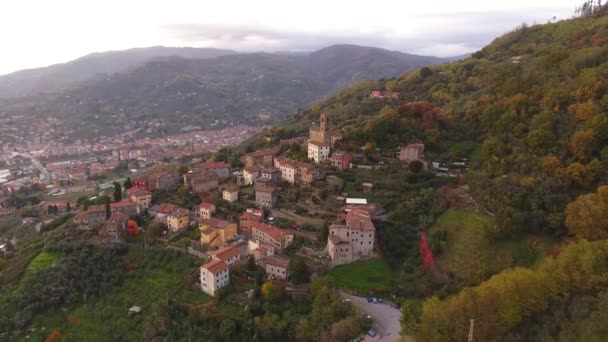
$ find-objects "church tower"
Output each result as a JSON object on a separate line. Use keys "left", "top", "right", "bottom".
{"left": 320, "top": 112, "right": 330, "bottom": 143}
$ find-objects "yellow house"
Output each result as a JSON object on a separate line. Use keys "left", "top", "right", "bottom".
{"left": 167, "top": 208, "right": 190, "bottom": 232}
{"left": 199, "top": 217, "right": 237, "bottom": 247}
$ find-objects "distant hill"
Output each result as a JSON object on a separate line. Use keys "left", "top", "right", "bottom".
{"left": 0, "top": 46, "right": 237, "bottom": 98}
{"left": 0, "top": 44, "right": 446, "bottom": 135}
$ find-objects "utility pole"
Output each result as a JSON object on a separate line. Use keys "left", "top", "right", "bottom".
{"left": 468, "top": 319, "right": 474, "bottom": 342}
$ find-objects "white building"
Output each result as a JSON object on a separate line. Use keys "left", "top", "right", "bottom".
{"left": 200, "top": 259, "right": 230, "bottom": 296}
{"left": 223, "top": 187, "right": 239, "bottom": 203}
{"left": 243, "top": 166, "right": 261, "bottom": 185}
{"left": 199, "top": 202, "right": 216, "bottom": 220}
{"left": 307, "top": 141, "right": 330, "bottom": 163}
{"left": 210, "top": 245, "right": 241, "bottom": 267}
{"left": 327, "top": 210, "right": 375, "bottom": 265}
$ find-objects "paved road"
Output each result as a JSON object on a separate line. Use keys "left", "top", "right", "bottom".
{"left": 340, "top": 292, "right": 413, "bottom": 342}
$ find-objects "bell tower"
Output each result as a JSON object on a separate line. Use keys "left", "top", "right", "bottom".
{"left": 320, "top": 112, "right": 330, "bottom": 143}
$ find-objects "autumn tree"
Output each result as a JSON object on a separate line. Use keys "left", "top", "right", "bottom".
{"left": 569, "top": 129, "right": 597, "bottom": 161}
{"left": 565, "top": 185, "right": 608, "bottom": 240}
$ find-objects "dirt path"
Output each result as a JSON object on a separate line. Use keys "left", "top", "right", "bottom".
{"left": 340, "top": 292, "right": 412, "bottom": 342}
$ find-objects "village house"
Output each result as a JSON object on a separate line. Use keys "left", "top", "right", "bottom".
{"left": 255, "top": 184, "right": 278, "bottom": 209}
{"left": 73, "top": 204, "right": 106, "bottom": 230}
{"left": 330, "top": 129, "right": 343, "bottom": 147}
{"left": 110, "top": 200, "right": 137, "bottom": 217}
{"left": 308, "top": 140, "right": 331, "bottom": 163}
{"left": 399, "top": 143, "right": 425, "bottom": 163}
{"left": 239, "top": 208, "right": 265, "bottom": 235}
{"left": 252, "top": 222, "right": 294, "bottom": 252}
{"left": 200, "top": 259, "right": 230, "bottom": 297}
{"left": 210, "top": 245, "right": 241, "bottom": 268}
{"left": 327, "top": 209, "right": 375, "bottom": 265}
{"left": 259, "top": 168, "right": 281, "bottom": 187}
{"left": 362, "top": 182, "right": 373, "bottom": 194}
{"left": 183, "top": 171, "right": 219, "bottom": 193}
{"left": 330, "top": 150, "right": 352, "bottom": 171}
{"left": 275, "top": 157, "right": 298, "bottom": 184}
{"left": 148, "top": 172, "right": 179, "bottom": 192}
{"left": 167, "top": 207, "right": 190, "bottom": 232}
{"left": 41, "top": 200, "right": 70, "bottom": 213}
{"left": 259, "top": 255, "right": 291, "bottom": 280}
{"left": 199, "top": 217, "right": 237, "bottom": 247}
{"left": 222, "top": 186, "right": 239, "bottom": 203}
{"left": 149, "top": 203, "right": 177, "bottom": 221}
{"left": 104, "top": 212, "right": 127, "bottom": 240}
{"left": 199, "top": 202, "right": 216, "bottom": 220}
{"left": 244, "top": 147, "right": 278, "bottom": 168}
{"left": 248, "top": 239, "right": 275, "bottom": 260}
{"left": 243, "top": 166, "right": 261, "bottom": 186}
{"left": 370, "top": 90, "right": 399, "bottom": 99}
{"left": 195, "top": 161, "right": 231, "bottom": 178}
{"left": 127, "top": 187, "right": 152, "bottom": 210}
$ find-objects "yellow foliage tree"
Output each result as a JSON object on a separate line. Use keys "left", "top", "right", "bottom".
{"left": 565, "top": 185, "right": 608, "bottom": 240}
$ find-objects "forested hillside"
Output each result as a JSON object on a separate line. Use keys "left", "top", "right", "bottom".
{"left": 256, "top": 8, "right": 608, "bottom": 340}
{"left": 284, "top": 12, "right": 608, "bottom": 238}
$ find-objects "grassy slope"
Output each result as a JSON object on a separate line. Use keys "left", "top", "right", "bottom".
{"left": 325, "top": 259, "right": 393, "bottom": 296}
{"left": 32, "top": 248, "right": 199, "bottom": 341}
{"left": 431, "top": 208, "right": 551, "bottom": 286}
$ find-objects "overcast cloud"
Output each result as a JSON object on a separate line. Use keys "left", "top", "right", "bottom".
{"left": 0, "top": 0, "right": 581, "bottom": 75}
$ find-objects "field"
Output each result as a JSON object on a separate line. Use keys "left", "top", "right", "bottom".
{"left": 20, "top": 250, "right": 57, "bottom": 281}
{"left": 325, "top": 258, "right": 393, "bottom": 296}
{"left": 31, "top": 248, "right": 199, "bottom": 341}
{"left": 431, "top": 208, "right": 549, "bottom": 286}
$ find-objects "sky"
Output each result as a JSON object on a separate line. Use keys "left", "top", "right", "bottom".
{"left": 0, "top": 0, "right": 583, "bottom": 75}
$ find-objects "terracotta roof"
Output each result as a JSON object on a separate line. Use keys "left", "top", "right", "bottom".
{"left": 244, "top": 166, "right": 261, "bottom": 173}
{"left": 127, "top": 187, "right": 151, "bottom": 197}
{"left": 199, "top": 217, "right": 233, "bottom": 229}
{"left": 199, "top": 202, "right": 216, "bottom": 210}
{"left": 200, "top": 259, "right": 229, "bottom": 275}
{"left": 346, "top": 210, "right": 375, "bottom": 231}
{"left": 155, "top": 203, "right": 177, "bottom": 214}
{"left": 107, "top": 212, "right": 126, "bottom": 224}
{"left": 252, "top": 223, "right": 292, "bottom": 242}
{"left": 210, "top": 246, "right": 239, "bottom": 262}
{"left": 255, "top": 183, "right": 276, "bottom": 193}
{"left": 169, "top": 207, "right": 190, "bottom": 217}
{"left": 110, "top": 200, "right": 136, "bottom": 208}
{"left": 262, "top": 255, "right": 291, "bottom": 268}
{"left": 256, "top": 246, "right": 268, "bottom": 253}
{"left": 198, "top": 161, "right": 230, "bottom": 169}
{"left": 308, "top": 140, "right": 330, "bottom": 147}
{"left": 87, "top": 204, "right": 106, "bottom": 213}
{"left": 240, "top": 209, "right": 264, "bottom": 221}
{"left": 223, "top": 185, "right": 239, "bottom": 193}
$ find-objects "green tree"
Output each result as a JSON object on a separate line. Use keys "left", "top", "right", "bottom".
{"left": 320, "top": 224, "right": 329, "bottom": 243}
{"left": 291, "top": 257, "right": 309, "bottom": 284}
{"left": 113, "top": 182, "right": 122, "bottom": 202}
{"left": 400, "top": 299, "right": 422, "bottom": 335}
{"left": 123, "top": 177, "right": 133, "bottom": 190}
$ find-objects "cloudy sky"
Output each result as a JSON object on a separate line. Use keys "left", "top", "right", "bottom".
{"left": 0, "top": 0, "right": 582, "bottom": 75}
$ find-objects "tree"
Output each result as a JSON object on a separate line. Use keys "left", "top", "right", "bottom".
{"left": 261, "top": 280, "right": 284, "bottom": 302}
{"left": 147, "top": 221, "right": 163, "bottom": 238}
{"left": 113, "top": 182, "right": 122, "bottom": 202}
{"left": 66, "top": 202, "right": 72, "bottom": 212}
{"left": 565, "top": 186, "right": 608, "bottom": 240}
{"left": 177, "top": 185, "right": 189, "bottom": 199}
{"left": 409, "top": 160, "right": 424, "bottom": 174}
{"left": 291, "top": 257, "right": 309, "bottom": 284}
{"left": 123, "top": 177, "right": 133, "bottom": 190}
{"left": 569, "top": 129, "right": 597, "bottom": 161}
{"left": 401, "top": 299, "right": 422, "bottom": 335}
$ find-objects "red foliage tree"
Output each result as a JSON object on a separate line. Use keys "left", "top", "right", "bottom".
{"left": 127, "top": 220, "right": 140, "bottom": 237}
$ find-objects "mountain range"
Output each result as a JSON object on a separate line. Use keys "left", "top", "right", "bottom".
{"left": 0, "top": 45, "right": 448, "bottom": 135}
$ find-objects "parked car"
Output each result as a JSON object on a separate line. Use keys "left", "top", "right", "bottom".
{"left": 367, "top": 296, "right": 373, "bottom": 303}
{"left": 377, "top": 298, "right": 384, "bottom": 303}
{"left": 372, "top": 298, "right": 378, "bottom": 304}
{"left": 368, "top": 329, "right": 377, "bottom": 337}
